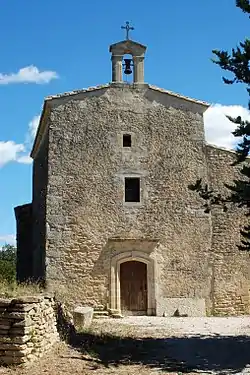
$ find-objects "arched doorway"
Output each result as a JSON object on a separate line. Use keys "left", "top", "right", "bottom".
{"left": 110, "top": 250, "right": 156, "bottom": 315}
{"left": 120, "top": 261, "right": 147, "bottom": 315}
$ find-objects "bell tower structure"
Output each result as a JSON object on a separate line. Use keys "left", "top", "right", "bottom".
{"left": 109, "top": 22, "right": 147, "bottom": 84}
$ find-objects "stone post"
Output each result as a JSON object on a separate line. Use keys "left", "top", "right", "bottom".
{"left": 133, "top": 56, "right": 145, "bottom": 83}
{"left": 111, "top": 55, "right": 123, "bottom": 82}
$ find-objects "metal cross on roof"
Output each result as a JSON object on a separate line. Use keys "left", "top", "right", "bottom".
{"left": 121, "top": 21, "right": 134, "bottom": 40}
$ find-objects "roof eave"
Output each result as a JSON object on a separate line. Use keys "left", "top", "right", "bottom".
{"left": 109, "top": 39, "right": 147, "bottom": 52}
{"left": 148, "top": 85, "right": 210, "bottom": 109}
{"left": 30, "top": 101, "right": 50, "bottom": 159}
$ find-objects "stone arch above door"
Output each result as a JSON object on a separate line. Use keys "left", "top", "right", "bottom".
{"left": 110, "top": 251, "right": 156, "bottom": 315}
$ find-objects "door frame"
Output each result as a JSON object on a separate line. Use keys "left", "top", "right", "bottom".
{"left": 110, "top": 251, "right": 156, "bottom": 315}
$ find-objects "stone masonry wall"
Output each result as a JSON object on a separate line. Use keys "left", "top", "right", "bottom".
{"left": 44, "top": 85, "right": 212, "bottom": 310}
{"left": 32, "top": 130, "right": 49, "bottom": 281}
{"left": 29, "top": 84, "right": 250, "bottom": 315}
{"left": 0, "top": 295, "right": 58, "bottom": 365}
{"left": 206, "top": 145, "right": 250, "bottom": 315}
{"left": 15, "top": 203, "right": 33, "bottom": 282}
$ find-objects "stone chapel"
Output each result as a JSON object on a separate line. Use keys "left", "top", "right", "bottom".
{"left": 15, "top": 33, "right": 250, "bottom": 317}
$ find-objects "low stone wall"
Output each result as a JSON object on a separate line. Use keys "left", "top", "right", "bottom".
{"left": 0, "top": 295, "right": 59, "bottom": 365}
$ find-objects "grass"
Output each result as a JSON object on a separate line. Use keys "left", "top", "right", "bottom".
{"left": 0, "top": 279, "right": 43, "bottom": 298}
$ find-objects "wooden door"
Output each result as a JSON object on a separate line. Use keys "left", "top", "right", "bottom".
{"left": 120, "top": 261, "right": 147, "bottom": 315}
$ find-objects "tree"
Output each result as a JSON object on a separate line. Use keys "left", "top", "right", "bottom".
{"left": 190, "top": 0, "right": 250, "bottom": 250}
{"left": 0, "top": 244, "right": 16, "bottom": 283}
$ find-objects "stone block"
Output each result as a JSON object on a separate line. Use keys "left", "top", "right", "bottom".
{"left": 0, "top": 356, "right": 26, "bottom": 365}
{"left": 0, "top": 299, "right": 11, "bottom": 307}
{"left": 11, "top": 296, "right": 43, "bottom": 304}
{"left": 0, "top": 323, "right": 10, "bottom": 330}
{"left": 73, "top": 306, "right": 93, "bottom": 329}
{"left": 157, "top": 298, "right": 206, "bottom": 317}
{"left": 0, "top": 343, "right": 27, "bottom": 350}
{"left": 0, "top": 329, "right": 9, "bottom": 335}
{"left": 13, "top": 318, "right": 33, "bottom": 327}
{"left": 1, "top": 312, "right": 26, "bottom": 320}
{"left": 7, "top": 335, "right": 31, "bottom": 344}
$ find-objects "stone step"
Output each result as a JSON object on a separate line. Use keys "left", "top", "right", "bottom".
{"left": 111, "top": 313, "right": 124, "bottom": 319}
{"left": 94, "top": 305, "right": 105, "bottom": 312}
{"left": 93, "top": 311, "right": 109, "bottom": 319}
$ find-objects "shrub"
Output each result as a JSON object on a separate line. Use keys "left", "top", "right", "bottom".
{"left": 0, "top": 244, "right": 16, "bottom": 283}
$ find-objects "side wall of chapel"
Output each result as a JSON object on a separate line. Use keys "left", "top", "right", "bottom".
{"left": 32, "top": 130, "right": 49, "bottom": 281}
{"left": 206, "top": 145, "right": 250, "bottom": 315}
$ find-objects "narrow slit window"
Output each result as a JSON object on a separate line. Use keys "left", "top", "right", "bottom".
{"left": 125, "top": 177, "right": 140, "bottom": 202}
{"left": 123, "top": 134, "right": 132, "bottom": 147}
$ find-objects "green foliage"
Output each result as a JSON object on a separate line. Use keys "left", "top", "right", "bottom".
{"left": 236, "top": 0, "right": 250, "bottom": 14}
{"left": 0, "top": 244, "right": 16, "bottom": 283}
{"left": 191, "top": 1, "right": 250, "bottom": 250}
{"left": 213, "top": 1, "right": 250, "bottom": 249}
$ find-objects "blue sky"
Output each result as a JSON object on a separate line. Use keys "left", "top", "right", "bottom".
{"left": 0, "top": 0, "right": 249, "bottom": 246}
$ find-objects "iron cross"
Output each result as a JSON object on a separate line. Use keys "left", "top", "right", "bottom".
{"left": 121, "top": 21, "right": 134, "bottom": 40}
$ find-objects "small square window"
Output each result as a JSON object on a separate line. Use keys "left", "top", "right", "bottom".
{"left": 125, "top": 177, "right": 140, "bottom": 202}
{"left": 123, "top": 134, "right": 132, "bottom": 147}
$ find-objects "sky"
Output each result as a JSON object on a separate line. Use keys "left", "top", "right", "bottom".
{"left": 0, "top": 0, "right": 249, "bottom": 246}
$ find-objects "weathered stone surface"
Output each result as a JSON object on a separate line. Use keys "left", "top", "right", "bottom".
{"left": 0, "top": 343, "right": 28, "bottom": 350}
{"left": 11, "top": 304, "right": 37, "bottom": 312}
{"left": 73, "top": 306, "right": 93, "bottom": 329}
{"left": 0, "top": 296, "right": 58, "bottom": 366}
{"left": 13, "top": 318, "right": 33, "bottom": 327}
{"left": 9, "top": 327, "right": 31, "bottom": 335}
{"left": 15, "top": 40, "right": 250, "bottom": 317}
{"left": 11, "top": 296, "right": 43, "bottom": 304}
{"left": 2, "top": 335, "right": 31, "bottom": 344}
{"left": 0, "top": 299, "right": 11, "bottom": 307}
{"left": 0, "top": 356, "right": 26, "bottom": 365}
{"left": 1, "top": 312, "right": 26, "bottom": 320}
{"left": 158, "top": 298, "right": 206, "bottom": 317}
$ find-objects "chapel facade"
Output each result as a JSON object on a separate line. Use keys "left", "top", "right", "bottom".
{"left": 15, "top": 35, "right": 250, "bottom": 316}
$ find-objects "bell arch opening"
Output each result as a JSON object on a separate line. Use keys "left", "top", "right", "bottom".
{"left": 122, "top": 54, "right": 133, "bottom": 83}
{"left": 109, "top": 40, "right": 146, "bottom": 84}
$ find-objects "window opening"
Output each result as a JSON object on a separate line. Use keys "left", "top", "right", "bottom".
{"left": 123, "top": 134, "right": 132, "bottom": 147}
{"left": 125, "top": 177, "right": 140, "bottom": 202}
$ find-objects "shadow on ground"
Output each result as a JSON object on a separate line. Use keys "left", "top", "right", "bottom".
{"left": 56, "top": 305, "right": 250, "bottom": 374}
{"left": 68, "top": 331, "right": 250, "bottom": 374}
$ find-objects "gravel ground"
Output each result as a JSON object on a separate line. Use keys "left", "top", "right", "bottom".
{"left": 1, "top": 317, "right": 250, "bottom": 375}
{"left": 104, "top": 316, "right": 250, "bottom": 336}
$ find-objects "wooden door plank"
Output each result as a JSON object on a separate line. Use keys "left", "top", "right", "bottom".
{"left": 120, "top": 261, "right": 147, "bottom": 314}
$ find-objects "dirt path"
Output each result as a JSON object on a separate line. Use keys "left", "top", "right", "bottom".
{"left": 1, "top": 317, "right": 250, "bottom": 374}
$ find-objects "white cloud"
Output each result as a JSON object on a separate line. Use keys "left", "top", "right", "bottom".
{"left": 27, "top": 115, "right": 40, "bottom": 141}
{"left": 0, "top": 141, "right": 25, "bottom": 167}
{"left": 0, "top": 234, "right": 16, "bottom": 246}
{"left": 0, "top": 114, "right": 40, "bottom": 167}
{"left": 17, "top": 155, "right": 32, "bottom": 164}
{"left": 204, "top": 104, "right": 250, "bottom": 150}
{"left": 0, "top": 65, "right": 58, "bottom": 85}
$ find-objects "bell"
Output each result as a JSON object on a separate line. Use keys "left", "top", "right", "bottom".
{"left": 124, "top": 58, "right": 132, "bottom": 75}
